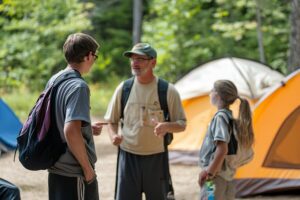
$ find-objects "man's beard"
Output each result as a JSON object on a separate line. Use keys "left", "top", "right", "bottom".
{"left": 131, "top": 67, "right": 148, "bottom": 76}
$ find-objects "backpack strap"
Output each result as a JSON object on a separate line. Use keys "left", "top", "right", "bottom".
{"left": 157, "top": 78, "right": 169, "bottom": 122}
{"left": 157, "top": 78, "right": 174, "bottom": 147}
{"left": 50, "top": 69, "right": 83, "bottom": 116}
{"left": 120, "top": 77, "right": 134, "bottom": 120}
{"left": 217, "top": 110, "right": 238, "bottom": 155}
{"left": 52, "top": 69, "right": 82, "bottom": 88}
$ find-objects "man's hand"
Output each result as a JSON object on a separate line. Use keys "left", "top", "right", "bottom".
{"left": 153, "top": 122, "right": 168, "bottom": 138}
{"left": 110, "top": 134, "right": 123, "bottom": 146}
{"left": 106, "top": 122, "right": 122, "bottom": 146}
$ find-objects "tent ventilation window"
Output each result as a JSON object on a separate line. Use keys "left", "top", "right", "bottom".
{"left": 263, "top": 106, "right": 300, "bottom": 169}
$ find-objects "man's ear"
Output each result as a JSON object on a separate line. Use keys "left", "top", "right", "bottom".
{"left": 151, "top": 59, "right": 157, "bottom": 66}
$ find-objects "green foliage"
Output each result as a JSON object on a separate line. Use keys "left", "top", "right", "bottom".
{"left": 86, "top": 0, "right": 133, "bottom": 82}
{"left": 0, "top": 0, "right": 93, "bottom": 92}
{"left": 2, "top": 88, "right": 40, "bottom": 122}
{"left": 0, "top": 0, "right": 292, "bottom": 93}
{"left": 143, "top": 0, "right": 290, "bottom": 82}
{"left": 89, "top": 75, "right": 120, "bottom": 118}
{"left": 2, "top": 80, "right": 118, "bottom": 122}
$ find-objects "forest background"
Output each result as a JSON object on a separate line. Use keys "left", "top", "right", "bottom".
{"left": 0, "top": 0, "right": 299, "bottom": 120}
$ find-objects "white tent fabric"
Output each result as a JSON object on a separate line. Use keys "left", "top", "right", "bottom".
{"left": 175, "top": 57, "right": 284, "bottom": 100}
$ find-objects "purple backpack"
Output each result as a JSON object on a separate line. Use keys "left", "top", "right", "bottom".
{"left": 17, "top": 70, "right": 81, "bottom": 170}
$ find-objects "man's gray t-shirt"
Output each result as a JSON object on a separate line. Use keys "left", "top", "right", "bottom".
{"left": 199, "top": 109, "right": 232, "bottom": 168}
{"left": 47, "top": 69, "right": 97, "bottom": 177}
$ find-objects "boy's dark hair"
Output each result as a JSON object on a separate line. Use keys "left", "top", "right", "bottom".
{"left": 63, "top": 33, "right": 99, "bottom": 64}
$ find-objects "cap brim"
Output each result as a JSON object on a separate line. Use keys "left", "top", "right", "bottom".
{"left": 123, "top": 50, "right": 147, "bottom": 57}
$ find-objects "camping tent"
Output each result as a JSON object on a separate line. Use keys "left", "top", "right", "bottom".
{"left": 234, "top": 68, "right": 300, "bottom": 197}
{"left": 169, "top": 57, "right": 300, "bottom": 197}
{"left": 169, "top": 57, "right": 284, "bottom": 164}
{"left": 0, "top": 98, "right": 22, "bottom": 153}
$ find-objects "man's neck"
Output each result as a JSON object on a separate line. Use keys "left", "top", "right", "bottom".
{"left": 136, "top": 74, "right": 155, "bottom": 84}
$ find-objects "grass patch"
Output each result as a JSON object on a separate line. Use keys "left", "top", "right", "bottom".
{"left": 90, "top": 82, "right": 117, "bottom": 119}
{"left": 2, "top": 90, "right": 40, "bottom": 122}
{"left": 2, "top": 80, "right": 120, "bottom": 122}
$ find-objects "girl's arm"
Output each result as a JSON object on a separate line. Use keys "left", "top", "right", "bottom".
{"left": 198, "top": 141, "right": 228, "bottom": 186}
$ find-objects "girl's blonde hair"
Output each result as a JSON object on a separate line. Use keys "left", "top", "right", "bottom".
{"left": 214, "top": 80, "right": 254, "bottom": 148}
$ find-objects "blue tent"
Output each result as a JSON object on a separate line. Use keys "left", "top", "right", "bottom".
{"left": 0, "top": 98, "right": 22, "bottom": 151}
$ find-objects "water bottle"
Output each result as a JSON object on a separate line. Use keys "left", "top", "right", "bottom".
{"left": 205, "top": 180, "right": 215, "bottom": 200}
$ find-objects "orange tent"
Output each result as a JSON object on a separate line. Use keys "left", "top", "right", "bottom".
{"left": 169, "top": 57, "right": 283, "bottom": 165}
{"left": 234, "top": 69, "right": 300, "bottom": 196}
{"left": 167, "top": 58, "right": 300, "bottom": 197}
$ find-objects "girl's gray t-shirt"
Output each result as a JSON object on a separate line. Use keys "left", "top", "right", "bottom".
{"left": 47, "top": 69, "right": 97, "bottom": 177}
{"left": 199, "top": 109, "right": 232, "bottom": 168}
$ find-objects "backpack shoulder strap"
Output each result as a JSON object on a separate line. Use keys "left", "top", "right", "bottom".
{"left": 157, "top": 78, "right": 174, "bottom": 147}
{"left": 50, "top": 69, "right": 83, "bottom": 105}
{"left": 216, "top": 110, "right": 238, "bottom": 155}
{"left": 121, "top": 77, "right": 134, "bottom": 120}
{"left": 215, "top": 110, "right": 231, "bottom": 124}
{"left": 52, "top": 69, "right": 82, "bottom": 88}
{"left": 157, "top": 78, "right": 169, "bottom": 121}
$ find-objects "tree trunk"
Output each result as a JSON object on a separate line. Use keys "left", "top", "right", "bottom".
{"left": 288, "top": 0, "right": 300, "bottom": 73}
{"left": 133, "top": 0, "right": 142, "bottom": 44}
{"left": 255, "top": 1, "right": 266, "bottom": 63}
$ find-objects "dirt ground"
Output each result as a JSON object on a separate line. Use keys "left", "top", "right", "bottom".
{"left": 1, "top": 126, "right": 300, "bottom": 200}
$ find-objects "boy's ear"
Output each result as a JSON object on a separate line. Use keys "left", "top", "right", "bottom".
{"left": 84, "top": 52, "right": 92, "bottom": 61}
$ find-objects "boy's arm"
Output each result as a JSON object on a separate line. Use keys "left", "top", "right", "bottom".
{"left": 91, "top": 121, "right": 106, "bottom": 136}
{"left": 64, "top": 120, "right": 96, "bottom": 182}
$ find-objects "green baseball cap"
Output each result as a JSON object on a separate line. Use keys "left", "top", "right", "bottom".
{"left": 123, "top": 43, "right": 157, "bottom": 58}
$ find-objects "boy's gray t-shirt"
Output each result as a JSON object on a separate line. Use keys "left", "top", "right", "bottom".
{"left": 47, "top": 69, "right": 97, "bottom": 177}
{"left": 199, "top": 109, "right": 232, "bottom": 168}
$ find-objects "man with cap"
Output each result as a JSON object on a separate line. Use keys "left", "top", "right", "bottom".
{"left": 104, "top": 43, "right": 186, "bottom": 200}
